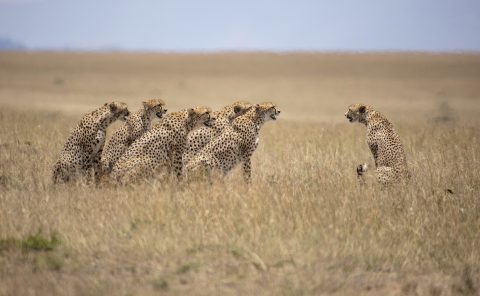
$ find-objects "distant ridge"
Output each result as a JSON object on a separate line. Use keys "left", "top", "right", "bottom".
{"left": 0, "top": 38, "right": 26, "bottom": 51}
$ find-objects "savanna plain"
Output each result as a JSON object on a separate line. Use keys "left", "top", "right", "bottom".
{"left": 0, "top": 52, "right": 479, "bottom": 295}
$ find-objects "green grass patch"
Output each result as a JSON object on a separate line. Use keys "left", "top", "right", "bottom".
{"left": 22, "top": 231, "right": 60, "bottom": 251}
{"left": 0, "top": 231, "right": 60, "bottom": 253}
{"left": 152, "top": 278, "right": 169, "bottom": 291}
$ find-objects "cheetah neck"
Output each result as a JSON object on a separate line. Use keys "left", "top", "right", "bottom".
{"left": 214, "top": 106, "right": 232, "bottom": 120}
{"left": 251, "top": 113, "right": 266, "bottom": 128}
{"left": 155, "top": 111, "right": 187, "bottom": 132}
{"left": 137, "top": 108, "right": 151, "bottom": 131}
{"left": 211, "top": 117, "right": 230, "bottom": 132}
{"left": 365, "top": 110, "right": 388, "bottom": 127}
{"left": 92, "top": 106, "right": 116, "bottom": 130}
{"left": 100, "top": 116, "right": 117, "bottom": 129}
{"left": 166, "top": 110, "right": 197, "bottom": 134}
{"left": 213, "top": 107, "right": 237, "bottom": 129}
{"left": 185, "top": 116, "right": 198, "bottom": 132}
{"left": 233, "top": 112, "right": 264, "bottom": 136}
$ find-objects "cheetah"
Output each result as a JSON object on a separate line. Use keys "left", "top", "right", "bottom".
{"left": 100, "top": 99, "right": 167, "bottom": 175}
{"left": 110, "top": 106, "right": 214, "bottom": 184}
{"left": 185, "top": 102, "right": 280, "bottom": 182}
{"left": 183, "top": 101, "right": 253, "bottom": 165}
{"left": 52, "top": 101, "right": 130, "bottom": 184}
{"left": 345, "top": 103, "right": 409, "bottom": 185}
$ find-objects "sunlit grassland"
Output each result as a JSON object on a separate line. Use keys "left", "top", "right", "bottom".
{"left": 0, "top": 52, "right": 479, "bottom": 295}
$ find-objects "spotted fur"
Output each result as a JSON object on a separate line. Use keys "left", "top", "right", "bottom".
{"left": 185, "top": 102, "right": 280, "bottom": 182}
{"left": 100, "top": 99, "right": 167, "bottom": 175}
{"left": 345, "top": 103, "right": 409, "bottom": 185}
{"left": 183, "top": 101, "right": 253, "bottom": 165}
{"left": 110, "top": 106, "right": 214, "bottom": 184}
{"left": 52, "top": 102, "right": 130, "bottom": 184}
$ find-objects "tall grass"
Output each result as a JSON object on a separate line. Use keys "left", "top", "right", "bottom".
{"left": 1, "top": 107, "right": 479, "bottom": 295}
{"left": 1, "top": 52, "right": 479, "bottom": 295}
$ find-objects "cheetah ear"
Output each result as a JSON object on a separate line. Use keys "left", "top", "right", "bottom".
{"left": 109, "top": 102, "right": 117, "bottom": 112}
{"left": 233, "top": 105, "right": 242, "bottom": 114}
{"left": 254, "top": 104, "right": 260, "bottom": 112}
{"left": 187, "top": 108, "right": 195, "bottom": 117}
{"left": 142, "top": 101, "right": 149, "bottom": 111}
{"left": 359, "top": 105, "right": 366, "bottom": 114}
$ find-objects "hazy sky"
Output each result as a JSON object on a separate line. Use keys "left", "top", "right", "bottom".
{"left": 1, "top": 0, "right": 479, "bottom": 52}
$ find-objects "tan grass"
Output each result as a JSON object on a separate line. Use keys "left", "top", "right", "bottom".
{"left": 0, "top": 52, "right": 479, "bottom": 295}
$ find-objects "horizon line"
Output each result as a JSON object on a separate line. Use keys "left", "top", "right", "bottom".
{"left": 1, "top": 48, "right": 480, "bottom": 55}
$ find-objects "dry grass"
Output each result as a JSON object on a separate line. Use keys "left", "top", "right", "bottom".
{"left": 1, "top": 52, "right": 480, "bottom": 295}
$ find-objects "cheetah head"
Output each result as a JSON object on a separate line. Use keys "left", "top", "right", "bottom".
{"left": 188, "top": 106, "right": 215, "bottom": 129}
{"left": 255, "top": 102, "right": 281, "bottom": 122}
{"left": 228, "top": 101, "right": 253, "bottom": 122}
{"left": 143, "top": 98, "right": 167, "bottom": 119}
{"left": 106, "top": 101, "right": 130, "bottom": 121}
{"left": 345, "top": 103, "right": 371, "bottom": 124}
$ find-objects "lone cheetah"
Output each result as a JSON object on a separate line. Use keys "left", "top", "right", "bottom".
{"left": 345, "top": 103, "right": 409, "bottom": 185}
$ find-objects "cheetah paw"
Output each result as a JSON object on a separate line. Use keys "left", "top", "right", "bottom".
{"left": 356, "top": 163, "right": 368, "bottom": 176}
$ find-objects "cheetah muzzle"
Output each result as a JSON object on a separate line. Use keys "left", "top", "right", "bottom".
{"left": 270, "top": 109, "right": 281, "bottom": 120}
{"left": 204, "top": 116, "right": 215, "bottom": 127}
{"left": 156, "top": 110, "right": 166, "bottom": 118}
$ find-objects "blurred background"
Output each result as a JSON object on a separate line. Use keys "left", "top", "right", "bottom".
{"left": 1, "top": 0, "right": 480, "bottom": 52}
{"left": 0, "top": 0, "right": 479, "bottom": 123}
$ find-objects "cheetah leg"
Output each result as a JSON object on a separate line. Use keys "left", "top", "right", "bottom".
{"left": 53, "top": 148, "right": 87, "bottom": 184}
{"left": 375, "top": 166, "right": 395, "bottom": 186}
{"left": 53, "top": 162, "right": 70, "bottom": 184}
{"left": 184, "top": 156, "right": 214, "bottom": 183}
{"left": 119, "top": 166, "right": 138, "bottom": 185}
{"left": 356, "top": 163, "right": 368, "bottom": 186}
{"left": 242, "top": 158, "right": 252, "bottom": 183}
{"left": 99, "top": 157, "right": 111, "bottom": 177}
{"left": 172, "top": 149, "right": 184, "bottom": 180}
{"left": 115, "top": 165, "right": 138, "bottom": 185}
{"left": 90, "top": 151, "right": 104, "bottom": 184}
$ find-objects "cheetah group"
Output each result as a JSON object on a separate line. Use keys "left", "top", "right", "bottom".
{"left": 52, "top": 99, "right": 281, "bottom": 185}
{"left": 53, "top": 99, "right": 409, "bottom": 186}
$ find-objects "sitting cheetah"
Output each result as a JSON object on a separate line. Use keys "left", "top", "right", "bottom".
{"left": 183, "top": 101, "right": 252, "bottom": 165}
{"left": 100, "top": 99, "right": 167, "bottom": 175}
{"left": 185, "top": 102, "right": 280, "bottom": 182}
{"left": 110, "top": 106, "right": 214, "bottom": 184}
{"left": 52, "top": 101, "right": 130, "bottom": 184}
{"left": 345, "top": 103, "right": 409, "bottom": 185}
